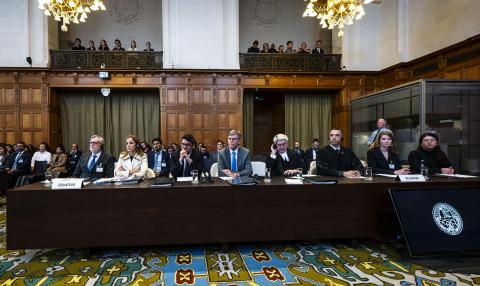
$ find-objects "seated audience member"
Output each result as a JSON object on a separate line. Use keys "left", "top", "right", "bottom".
{"left": 261, "top": 43, "right": 269, "bottom": 53}
{"left": 148, "top": 138, "right": 170, "bottom": 177}
{"left": 7, "top": 141, "right": 33, "bottom": 188}
{"left": 247, "top": 40, "right": 260, "bottom": 53}
{"left": 367, "top": 131, "right": 409, "bottom": 175}
{"left": 0, "top": 145, "right": 9, "bottom": 171}
{"left": 68, "top": 143, "right": 82, "bottom": 175}
{"left": 268, "top": 43, "right": 278, "bottom": 53}
{"left": 87, "top": 40, "right": 96, "bottom": 51}
{"left": 294, "top": 140, "right": 305, "bottom": 158}
{"left": 98, "top": 39, "right": 110, "bottom": 51}
{"left": 367, "top": 118, "right": 391, "bottom": 146}
{"left": 166, "top": 145, "right": 175, "bottom": 161}
{"left": 47, "top": 144, "right": 68, "bottom": 178}
{"left": 297, "top": 42, "right": 310, "bottom": 53}
{"left": 112, "top": 39, "right": 125, "bottom": 51}
{"left": 211, "top": 140, "right": 224, "bottom": 163}
{"left": 311, "top": 40, "right": 324, "bottom": 54}
{"left": 200, "top": 144, "right": 213, "bottom": 174}
{"left": 144, "top": 41, "right": 154, "bottom": 51}
{"left": 408, "top": 132, "right": 454, "bottom": 175}
{"left": 197, "top": 143, "right": 204, "bottom": 151}
{"left": 30, "top": 142, "right": 51, "bottom": 172}
{"left": 170, "top": 134, "right": 204, "bottom": 177}
{"left": 278, "top": 45, "right": 285, "bottom": 53}
{"left": 218, "top": 130, "right": 253, "bottom": 177}
{"left": 141, "top": 141, "right": 152, "bottom": 155}
{"left": 316, "top": 129, "right": 364, "bottom": 177}
{"left": 5, "top": 144, "right": 14, "bottom": 155}
{"left": 171, "top": 143, "right": 179, "bottom": 151}
{"left": 266, "top": 133, "right": 305, "bottom": 177}
{"left": 72, "top": 38, "right": 86, "bottom": 50}
{"left": 127, "top": 40, "right": 138, "bottom": 51}
{"left": 285, "top": 41, "right": 295, "bottom": 54}
{"left": 115, "top": 135, "right": 148, "bottom": 179}
{"left": 72, "top": 134, "right": 114, "bottom": 179}
{"left": 304, "top": 138, "right": 320, "bottom": 167}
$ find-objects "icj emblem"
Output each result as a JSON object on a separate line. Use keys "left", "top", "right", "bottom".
{"left": 432, "top": 203, "right": 463, "bottom": 236}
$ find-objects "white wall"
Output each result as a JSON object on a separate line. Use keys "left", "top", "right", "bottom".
{"left": 239, "top": 0, "right": 331, "bottom": 53}
{"left": 163, "top": 0, "right": 239, "bottom": 69}
{"left": 341, "top": 0, "right": 480, "bottom": 71}
{"left": 63, "top": 0, "right": 162, "bottom": 51}
{"left": 0, "top": 0, "right": 49, "bottom": 67}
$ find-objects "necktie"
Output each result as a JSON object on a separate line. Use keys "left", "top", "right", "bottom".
{"left": 88, "top": 155, "right": 97, "bottom": 171}
{"left": 231, "top": 151, "right": 237, "bottom": 172}
{"left": 183, "top": 158, "right": 187, "bottom": 177}
{"left": 155, "top": 152, "right": 159, "bottom": 170}
{"left": 12, "top": 152, "right": 22, "bottom": 169}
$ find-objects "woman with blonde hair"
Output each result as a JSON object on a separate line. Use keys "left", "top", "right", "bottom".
{"left": 367, "top": 130, "right": 409, "bottom": 175}
{"left": 114, "top": 135, "right": 148, "bottom": 179}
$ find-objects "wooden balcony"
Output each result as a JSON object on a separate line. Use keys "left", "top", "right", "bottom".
{"left": 239, "top": 53, "right": 342, "bottom": 72}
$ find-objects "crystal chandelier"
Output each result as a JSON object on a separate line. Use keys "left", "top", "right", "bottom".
{"left": 303, "top": 0, "right": 366, "bottom": 37}
{"left": 38, "top": 0, "right": 106, "bottom": 32}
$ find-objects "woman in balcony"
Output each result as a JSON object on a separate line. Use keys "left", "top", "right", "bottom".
{"left": 261, "top": 43, "right": 269, "bottom": 53}
{"left": 98, "top": 39, "right": 109, "bottom": 51}
{"left": 87, "top": 40, "right": 96, "bottom": 51}
{"left": 128, "top": 40, "right": 138, "bottom": 51}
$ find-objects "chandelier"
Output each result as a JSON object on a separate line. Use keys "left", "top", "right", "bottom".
{"left": 38, "top": 0, "right": 106, "bottom": 32}
{"left": 303, "top": 0, "right": 366, "bottom": 37}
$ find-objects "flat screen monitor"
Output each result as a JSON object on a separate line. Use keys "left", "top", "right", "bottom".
{"left": 389, "top": 187, "right": 480, "bottom": 256}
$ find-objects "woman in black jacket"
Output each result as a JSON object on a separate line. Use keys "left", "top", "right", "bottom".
{"left": 367, "top": 131, "right": 410, "bottom": 175}
{"left": 408, "top": 132, "right": 454, "bottom": 174}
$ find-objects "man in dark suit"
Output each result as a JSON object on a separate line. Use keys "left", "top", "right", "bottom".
{"left": 170, "top": 134, "right": 204, "bottom": 177}
{"left": 211, "top": 140, "right": 224, "bottom": 163}
{"left": 304, "top": 138, "right": 320, "bottom": 168}
{"left": 266, "top": 134, "right": 305, "bottom": 177}
{"left": 72, "top": 135, "right": 114, "bottom": 179}
{"left": 317, "top": 129, "right": 364, "bottom": 177}
{"left": 293, "top": 140, "right": 305, "bottom": 159}
{"left": 7, "top": 141, "right": 33, "bottom": 188}
{"left": 148, "top": 138, "right": 170, "bottom": 177}
{"left": 217, "top": 130, "right": 252, "bottom": 177}
{"left": 311, "top": 40, "right": 324, "bottom": 54}
{"left": 68, "top": 143, "right": 82, "bottom": 175}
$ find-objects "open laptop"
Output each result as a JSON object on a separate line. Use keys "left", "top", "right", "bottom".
{"left": 389, "top": 187, "right": 480, "bottom": 256}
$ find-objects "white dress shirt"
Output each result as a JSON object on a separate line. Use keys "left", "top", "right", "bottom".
{"left": 31, "top": 151, "right": 52, "bottom": 168}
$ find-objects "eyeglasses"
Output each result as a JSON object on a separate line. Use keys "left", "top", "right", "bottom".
{"left": 228, "top": 137, "right": 239, "bottom": 141}
{"left": 90, "top": 141, "right": 101, "bottom": 145}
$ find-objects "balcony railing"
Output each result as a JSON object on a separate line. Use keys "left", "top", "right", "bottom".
{"left": 239, "top": 53, "right": 342, "bottom": 72}
{"left": 50, "top": 50, "right": 163, "bottom": 69}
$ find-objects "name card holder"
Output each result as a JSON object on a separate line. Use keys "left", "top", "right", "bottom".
{"left": 396, "top": 174, "right": 426, "bottom": 182}
{"left": 52, "top": 179, "right": 84, "bottom": 190}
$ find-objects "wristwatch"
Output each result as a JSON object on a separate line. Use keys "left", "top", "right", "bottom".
{"left": 338, "top": 171, "right": 344, "bottom": 177}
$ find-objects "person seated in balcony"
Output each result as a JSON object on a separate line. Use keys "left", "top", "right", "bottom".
{"left": 285, "top": 41, "right": 295, "bottom": 54}
{"left": 278, "top": 45, "right": 285, "bottom": 53}
{"left": 71, "top": 38, "right": 86, "bottom": 50}
{"left": 247, "top": 40, "right": 260, "bottom": 53}
{"left": 98, "top": 39, "right": 109, "bottom": 51}
{"left": 312, "top": 40, "right": 324, "bottom": 54}
{"left": 268, "top": 43, "right": 278, "bottom": 53}
{"left": 261, "top": 43, "right": 269, "bottom": 53}
{"left": 144, "top": 41, "right": 154, "bottom": 51}
{"left": 297, "top": 42, "right": 310, "bottom": 53}
{"left": 127, "top": 40, "right": 138, "bottom": 51}
{"left": 87, "top": 40, "right": 96, "bottom": 51}
{"left": 112, "top": 39, "right": 125, "bottom": 51}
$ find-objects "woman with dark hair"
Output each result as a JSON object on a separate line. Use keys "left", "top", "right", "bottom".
{"left": 367, "top": 131, "right": 409, "bottom": 175}
{"left": 115, "top": 135, "right": 148, "bottom": 179}
{"left": 140, "top": 141, "right": 152, "bottom": 155}
{"left": 47, "top": 144, "right": 68, "bottom": 178}
{"left": 0, "top": 145, "right": 8, "bottom": 170}
{"left": 127, "top": 40, "right": 138, "bottom": 51}
{"left": 261, "top": 43, "right": 269, "bottom": 53}
{"left": 5, "top": 144, "right": 14, "bottom": 155}
{"left": 87, "top": 40, "right": 96, "bottom": 51}
{"left": 98, "top": 39, "right": 109, "bottom": 51}
{"left": 408, "top": 132, "right": 454, "bottom": 174}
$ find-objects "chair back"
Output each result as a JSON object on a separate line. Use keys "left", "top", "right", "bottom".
{"left": 33, "top": 161, "right": 48, "bottom": 175}
{"left": 251, "top": 161, "right": 266, "bottom": 176}
{"left": 309, "top": 165, "right": 317, "bottom": 175}
{"left": 210, "top": 163, "right": 219, "bottom": 177}
{"left": 310, "top": 160, "right": 316, "bottom": 169}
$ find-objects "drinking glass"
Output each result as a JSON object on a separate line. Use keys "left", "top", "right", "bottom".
{"left": 364, "top": 167, "right": 373, "bottom": 181}
{"left": 264, "top": 167, "right": 271, "bottom": 183}
{"left": 45, "top": 171, "right": 53, "bottom": 186}
{"left": 296, "top": 168, "right": 303, "bottom": 179}
{"left": 421, "top": 166, "right": 429, "bottom": 180}
{"left": 191, "top": 169, "right": 199, "bottom": 184}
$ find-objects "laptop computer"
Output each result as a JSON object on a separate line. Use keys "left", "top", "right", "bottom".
{"left": 389, "top": 187, "right": 480, "bottom": 256}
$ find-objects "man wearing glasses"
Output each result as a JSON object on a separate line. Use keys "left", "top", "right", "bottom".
{"left": 170, "top": 134, "right": 204, "bottom": 178}
{"left": 72, "top": 135, "right": 114, "bottom": 179}
{"left": 217, "top": 130, "right": 252, "bottom": 178}
{"left": 266, "top": 134, "right": 305, "bottom": 177}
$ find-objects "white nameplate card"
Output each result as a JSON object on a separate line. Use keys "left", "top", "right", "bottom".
{"left": 52, "top": 178, "right": 84, "bottom": 189}
{"left": 397, "top": 174, "right": 426, "bottom": 182}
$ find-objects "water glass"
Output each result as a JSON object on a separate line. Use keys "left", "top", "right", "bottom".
{"left": 191, "top": 169, "right": 199, "bottom": 184}
{"left": 296, "top": 168, "right": 303, "bottom": 179}
{"left": 421, "top": 166, "right": 429, "bottom": 180}
{"left": 264, "top": 167, "right": 271, "bottom": 183}
{"left": 45, "top": 171, "right": 53, "bottom": 186}
{"left": 364, "top": 167, "right": 373, "bottom": 181}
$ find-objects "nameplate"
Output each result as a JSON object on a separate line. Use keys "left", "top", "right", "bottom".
{"left": 397, "top": 175, "right": 426, "bottom": 182}
{"left": 52, "top": 179, "right": 84, "bottom": 189}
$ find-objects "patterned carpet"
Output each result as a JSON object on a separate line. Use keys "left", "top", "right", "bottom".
{"left": 0, "top": 196, "right": 479, "bottom": 285}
